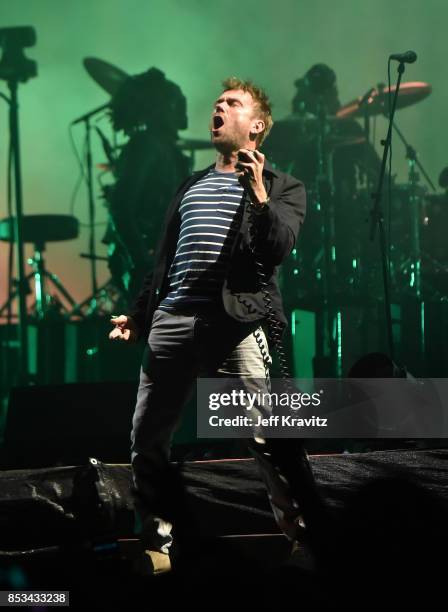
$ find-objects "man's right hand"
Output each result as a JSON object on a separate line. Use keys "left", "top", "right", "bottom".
{"left": 109, "top": 315, "right": 138, "bottom": 343}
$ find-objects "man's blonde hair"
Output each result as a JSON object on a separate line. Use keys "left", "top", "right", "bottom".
{"left": 221, "top": 76, "right": 273, "bottom": 146}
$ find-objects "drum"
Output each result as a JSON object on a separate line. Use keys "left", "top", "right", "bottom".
{"left": 420, "top": 193, "right": 448, "bottom": 298}
{"left": 263, "top": 114, "right": 370, "bottom": 308}
{"left": 354, "top": 183, "right": 444, "bottom": 300}
{"left": 282, "top": 186, "right": 366, "bottom": 309}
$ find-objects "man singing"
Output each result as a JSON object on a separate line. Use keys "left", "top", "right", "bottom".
{"left": 109, "top": 77, "right": 320, "bottom": 574}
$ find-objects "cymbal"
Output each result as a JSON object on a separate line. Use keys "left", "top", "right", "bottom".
{"left": 337, "top": 81, "right": 432, "bottom": 119}
{"left": 177, "top": 138, "right": 214, "bottom": 151}
{"left": 83, "top": 57, "right": 129, "bottom": 96}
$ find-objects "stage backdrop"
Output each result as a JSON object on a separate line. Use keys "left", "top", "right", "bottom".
{"left": 0, "top": 0, "right": 445, "bottom": 308}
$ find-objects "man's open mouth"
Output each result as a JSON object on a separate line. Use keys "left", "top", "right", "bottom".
{"left": 213, "top": 115, "right": 224, "bottom": 129}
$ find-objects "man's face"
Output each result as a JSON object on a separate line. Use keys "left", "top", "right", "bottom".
{"left": 210, "top": 89, "right": 263, "bottom": 151}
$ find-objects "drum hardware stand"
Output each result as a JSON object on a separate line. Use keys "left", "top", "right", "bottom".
{"left": 369, "top": 59, "right": 408, "bottom": 363}
{"left": 0, "top": 239, "right": 79, "bottom": 320}
{"left": 393, "top": 123, "right": 436, "bottom": 296}
{"left": 392, "top": 123, "right": 436, "bottom": 193}
{"left": 313, "top": 99, "right": 341, "bottom": 376}
{"left": 391, "top": 124, "right": 436, "bottom": 370}
{"left": 69, "top": 251, "right": 127, "bottom": 317}
{"left": 359, "top": 86, "right": 376, "bottom": 189}
{"left": 69, "top": 278, "right": 125, "bottom": 318}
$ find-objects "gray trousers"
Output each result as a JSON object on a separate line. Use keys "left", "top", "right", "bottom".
{"left": 130, "top": 308, "right": 304, "bottom": 553}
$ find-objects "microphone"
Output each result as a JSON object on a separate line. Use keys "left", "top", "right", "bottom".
{"left": 389, "top": 50, "right": 417, "bottom": 64}
{"left": 359, "top": 86, "right": 376, "bottom": 107}
{"left": 71, "top": 102, "right": 110, "bottom": 126}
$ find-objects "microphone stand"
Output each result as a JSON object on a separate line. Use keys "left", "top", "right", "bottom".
{"left": 81, "top": 115, "right": 98, "bottom": 312}
{"left": 0, "top": 27, "right": 38, "bottom": 387}
{"left": 70, "top": 103, "right": 111, "bottom": 315}
{"left": 369, "top": 61, "right": 406, "bottom": 362}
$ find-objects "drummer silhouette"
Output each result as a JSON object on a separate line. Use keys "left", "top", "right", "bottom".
{"left": 103, "top": 68, "right": 190, "bottom": 303}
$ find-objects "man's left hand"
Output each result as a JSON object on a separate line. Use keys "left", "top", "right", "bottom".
{"left": 235, "top": 149, "right": 268, "bottom": 206}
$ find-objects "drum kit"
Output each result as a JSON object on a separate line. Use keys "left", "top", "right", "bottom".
{"left": 264, "top": 78, "right": 447, "bottom": 375}
{"left": 267, "top": 79, "right": 447, "bottom": 300}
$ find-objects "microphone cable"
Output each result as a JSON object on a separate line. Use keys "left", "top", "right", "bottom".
{"left": 246, "top": 200, "right": 294, "bottom": 385}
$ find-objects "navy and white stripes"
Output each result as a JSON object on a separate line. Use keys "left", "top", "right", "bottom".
{"left": 158, "top": 169, "right": 244, "bottom": 311}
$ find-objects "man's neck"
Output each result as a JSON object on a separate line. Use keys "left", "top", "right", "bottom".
{"left": 214, "top": 150, "right": 237, "bottom": 173}
{"left": 214, "top": 145, "right": 256, "bottom": 173}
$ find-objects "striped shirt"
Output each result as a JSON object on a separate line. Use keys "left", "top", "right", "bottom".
{"left": 158, "top": 169, "right": 244, "bottom": 312}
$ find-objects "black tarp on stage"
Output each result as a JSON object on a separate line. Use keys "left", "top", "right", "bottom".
{"left": 0, "top": 448, "right": 447, "bottom": 550}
